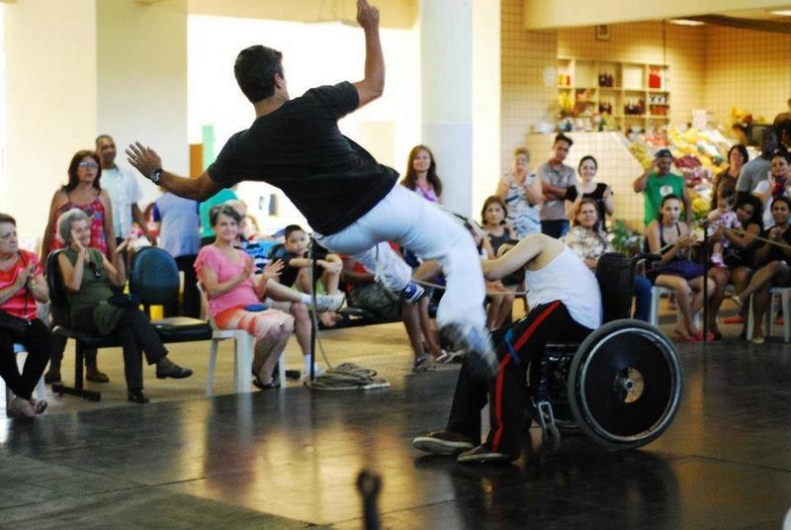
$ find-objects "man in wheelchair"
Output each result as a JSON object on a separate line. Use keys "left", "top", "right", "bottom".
{"left": 413, "top": 234, "right": 602, "bottom": 463}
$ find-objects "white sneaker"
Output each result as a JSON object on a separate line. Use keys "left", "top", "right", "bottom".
{"left": 313, "top": 293, "right": 345, "bottom": 312}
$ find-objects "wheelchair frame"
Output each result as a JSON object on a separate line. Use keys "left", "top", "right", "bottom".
{"left": 525, "top": 253, "right": 683, "bottom": 451}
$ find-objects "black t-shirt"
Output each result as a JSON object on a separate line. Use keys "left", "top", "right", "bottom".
{"left": 207, "top": 82, "right": 398, "bottom": 235}
{"left": 268, "top": 243, "right": 329, "bottom": 288}
{"left": 756, "top": 226, "right": 791, "bottom": 265}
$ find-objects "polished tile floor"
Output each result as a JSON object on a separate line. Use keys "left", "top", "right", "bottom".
{"left": 0, "top": 303, "right": 790, "bottom": 529}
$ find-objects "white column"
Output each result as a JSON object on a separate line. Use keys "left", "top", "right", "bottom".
{"left": 419, "top": 0, "right": 500, "bottom": 220}
{"left": 3, "top": 0, "right": 98, "bottom": 239}
{"left": 1, "top": 0, "right": 188, "bottom": 241}
{"left": 97, "top": 0, "right": 188, "bottom": 208}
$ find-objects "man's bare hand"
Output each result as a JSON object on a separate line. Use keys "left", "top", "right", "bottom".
{"left": 356, "top": 0, "right": 379, "bottom": 30}
{"left": 126, "top": 142, "right": 163, "bottom": 180}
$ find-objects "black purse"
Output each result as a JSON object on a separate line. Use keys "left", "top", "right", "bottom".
{"left": 0, "top": 310, "right": 31, "bottom": 339}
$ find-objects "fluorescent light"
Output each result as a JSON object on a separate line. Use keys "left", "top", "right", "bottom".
{"left": 769, "top": 10, "right": 791, "bottom": 16}
{"left": 669, "top": 19, "right": 705, "bottom": 26}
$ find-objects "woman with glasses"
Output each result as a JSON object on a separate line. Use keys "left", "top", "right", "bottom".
{"left": 56, "top": 208, "right": 192, "bottom": 403}
{"left": 40, "top": 150, "right": 117, "bottom": 385}
{"left": 0, "top": 213, "right": 51, "bottom": 418}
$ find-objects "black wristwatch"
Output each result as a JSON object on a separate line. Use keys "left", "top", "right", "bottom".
{"left": 150, "top": 168, "right": 163, "bottom": 185}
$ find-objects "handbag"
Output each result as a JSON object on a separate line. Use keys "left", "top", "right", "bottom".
{"left": 0, "top": 310, "right": 31, "bottom": 339}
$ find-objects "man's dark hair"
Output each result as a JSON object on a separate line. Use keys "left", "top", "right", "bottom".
{"left": 234, "top": 45, "right": 284, "bottom": 103}
{"left": 0, "top": 213, "right": 16, "bottom": 226}
{"left": 554, "top": 133, "right": 573, "bottom": 148}
{"left": 284, "top": 224, "right": 305, "bottom": 239}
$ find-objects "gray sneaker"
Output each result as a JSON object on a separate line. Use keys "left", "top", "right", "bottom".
{"left": 440, "top": 323, "right": 497, "bottom": 380}
{"left": 457, "top": 444, "right": 520, "bottom": 464}
{"left": 412, "top": 430, "right": 475, "bottom": 455}
{"left": 313, "top": 293, "right": 345, "bottom": 312}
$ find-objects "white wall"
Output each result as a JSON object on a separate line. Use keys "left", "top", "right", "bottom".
{"left": 187, "top": 15, "right": 421, "bottom": 233}
{"left": 2, "top": 0, "right": 98, "bottom": 240}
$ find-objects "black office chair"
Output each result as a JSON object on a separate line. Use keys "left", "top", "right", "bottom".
{"left": 47, "top": 249, "right": 116, "bottom": 401}
{"left": 128, "top": 247, "right": 212, "bottom": 343}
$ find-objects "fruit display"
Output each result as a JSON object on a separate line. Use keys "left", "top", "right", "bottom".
{"left": 629, "top": 126, "right": 732, "bottom": 190}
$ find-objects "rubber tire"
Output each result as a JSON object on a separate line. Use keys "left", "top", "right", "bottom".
{"left": 568, "top": 319, "right": 682, "bottom": 450}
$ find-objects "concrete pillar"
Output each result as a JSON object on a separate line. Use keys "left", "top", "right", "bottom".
{"left": 96, "top": 0, "right": 188, "bottom": 208}
{"left": 419, "top": 0, "right": 499, "bottom": 220}
{"left": 2, "top": 0, "right": 187, "bottom": 240}
{"left": 3, "top": 0, "right": 98, "bottom": 238}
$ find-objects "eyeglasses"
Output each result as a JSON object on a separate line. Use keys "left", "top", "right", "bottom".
{"left": 78, "top": 161, "right": 99, "bottom": 169}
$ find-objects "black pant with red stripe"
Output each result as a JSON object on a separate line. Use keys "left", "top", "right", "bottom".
{"left": 445, "top": 301, "right": 592, "bottom": 455}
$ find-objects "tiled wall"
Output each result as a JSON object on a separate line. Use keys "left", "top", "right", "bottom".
{"left": 501, "top": 2, "right": 791, "bottom": 230}
{"left": 704, "top": 26, "right": 791, "bottom": 129}
{"left": 500, "top": 0, "right": 556, "bottom": 178}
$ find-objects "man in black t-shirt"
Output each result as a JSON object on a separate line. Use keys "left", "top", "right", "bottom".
{"left": 126, "top": 0, "right": 496, "bottom": 380}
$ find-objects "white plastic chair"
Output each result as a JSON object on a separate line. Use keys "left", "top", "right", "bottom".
{"left": 649, "top": 285, "right": 700, "bottom": 328}
{"left": 746, "top": 286, "right": 791, "bottom": 343}
{"left": 201, "top": 285, "right": 286, "bottom": 396}
{"left": 3, "top": 344, "right": 47, "bottom": 417}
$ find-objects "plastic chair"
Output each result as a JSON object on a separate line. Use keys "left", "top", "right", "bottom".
{"left": 199, "top": 285, "right": 285, "bottom": 396}
{"left": 746, "top": 286, "right": 791, "bottom": 343}
{"left": 3, "top": 344, "right": 47, "bottom": 417}
{"left": 649, "top": 285, "right": 700, "bottom": 328}
{"left": 128, "top": 247, "right": 213, "bottom": 345}
{"left": 46, "top": 249, "right": 118, "bottom": 401}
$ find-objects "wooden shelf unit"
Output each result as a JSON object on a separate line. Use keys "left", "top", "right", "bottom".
{"left": 557, "top": 58, "right": 670, "bottom": 133}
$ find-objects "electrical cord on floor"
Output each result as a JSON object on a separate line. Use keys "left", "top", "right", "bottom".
{"left": 304, "top": 363, "right": 391, "bottom": 391}
{"left": 306, "top": 240, "right": 389, "bottom": 390}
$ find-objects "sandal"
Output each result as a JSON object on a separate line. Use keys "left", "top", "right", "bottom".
{"left": 252, "top": 376, "right": 280, "bottom": 391}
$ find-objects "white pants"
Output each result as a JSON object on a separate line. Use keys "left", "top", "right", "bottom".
{"left": 315, "top": 185, "right": 486, "bottom": 329}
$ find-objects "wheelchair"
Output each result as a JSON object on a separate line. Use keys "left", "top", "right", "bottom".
{"left": 525, "top": 253, "right": 682, "bottom": 451}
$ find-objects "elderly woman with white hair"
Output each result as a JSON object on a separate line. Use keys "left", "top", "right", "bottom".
{"left": 56, "top": 208, "right": 193, "bottom": 403}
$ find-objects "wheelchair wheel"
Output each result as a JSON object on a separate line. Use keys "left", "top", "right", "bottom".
{"left": 568, "top": 319, "right": 682, "bottom": 450}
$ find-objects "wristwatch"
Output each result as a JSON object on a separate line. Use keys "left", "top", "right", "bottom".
{"left": 150, "top": 168, "right": 163, "bottom": 185}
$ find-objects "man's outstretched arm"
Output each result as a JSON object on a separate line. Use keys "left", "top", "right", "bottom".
{"left": 352, "top": 0, "right": 384, "bottom": 108}
{"left": 126, "top": 141, "right": 221, "bottom": 201}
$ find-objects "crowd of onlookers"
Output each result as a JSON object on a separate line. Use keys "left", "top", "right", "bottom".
{"left": 1, "top": 125, "right": 789, "bottom": 418}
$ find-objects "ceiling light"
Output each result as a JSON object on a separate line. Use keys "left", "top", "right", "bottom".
{"left": 769, "top": 10, "right": 791, "bottom": 16}
{"left": 669, "top": 19, "right": 705, "bottom": 26}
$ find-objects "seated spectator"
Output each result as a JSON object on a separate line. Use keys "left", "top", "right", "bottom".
{"left": 645, "top": 195, "right": 714, "bottom": 342}
{"left": 412, "top": 234, "right": 601, "bottom": 463}
{"left": 195, "top": 205, "right": 294, "bottom": 389}
{"left": 57, "top": 209, "right": 193, "bottom": 404}
{"left": 0, "top": 213, "right": 51, "bottom": 418}
{"left": 564, "top": 199, "right": 651, "bottom": 321}
{"left": 226, "top": 200, "right": 343, "bottom": 378}
{"left": 712, "top": 195, "right": 763, "bottom": 329}
{"left": 342, "top": 252, "right": 461, "bottom": 372}
{"left": 752, "top": 148, "right": 791, "bottom": 229}
{"left": 707, "top": 186, "right": 740, "bottom": 268}
{"left": 467, "top": 222, "right": 515, "bottom": 331}
{"left": 565, "top": 155, "right": 614, "bottom": 233}
{"left": 269, "top": 224, "right": 344, "bottom": 328}
{"left": 731, "top": 196, "right": 791, "bottom": 343}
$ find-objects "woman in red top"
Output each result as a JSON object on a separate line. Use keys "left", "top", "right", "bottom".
{"left": 0, "top": 213, "right": 51, "bottom": 419}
